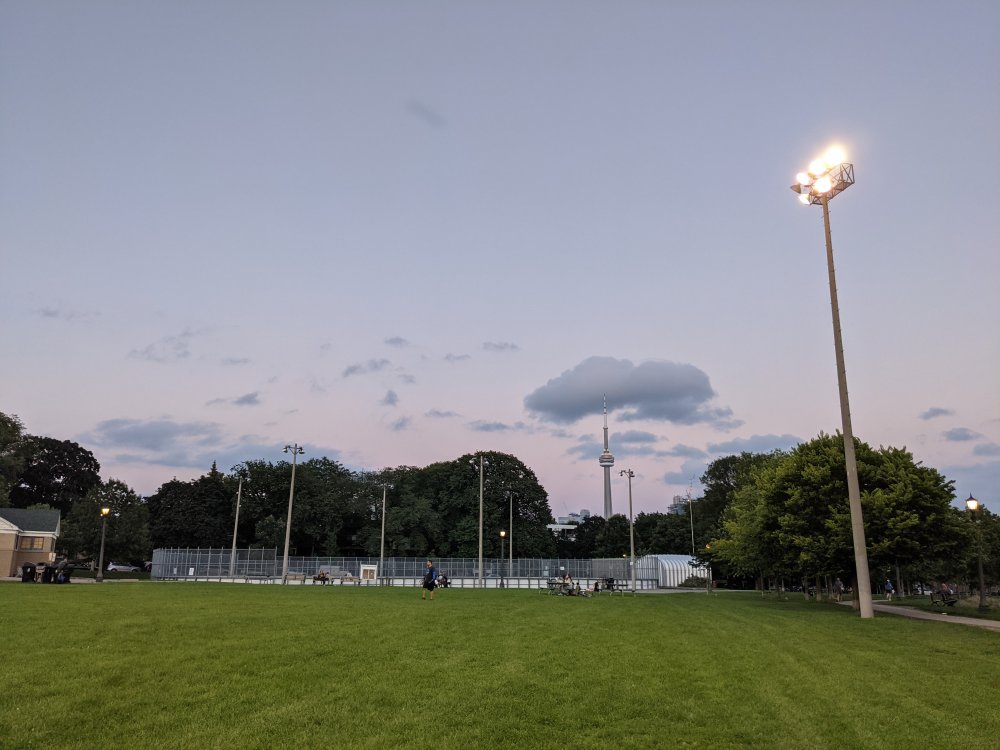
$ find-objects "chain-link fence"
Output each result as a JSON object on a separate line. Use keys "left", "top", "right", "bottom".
{"left": 151, "top": 548, "right": 686, "bottom": 590}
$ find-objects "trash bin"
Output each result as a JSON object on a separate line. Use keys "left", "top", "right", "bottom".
{"left": 41, "top": 565, "right": 55, "bottom": 583}
{"left": 21, "top": 563, "right": 37, "bottom": 582}
{"left": 57, "top": 565, "right": 74, "bottom": 584}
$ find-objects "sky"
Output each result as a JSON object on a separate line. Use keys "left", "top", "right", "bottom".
{"left": 2, "top": 2, "right": 998, "bottom": 517}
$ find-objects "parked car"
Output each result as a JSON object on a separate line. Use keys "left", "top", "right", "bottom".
{"left": 106, "top": 562, "right": 140, "bottom": 572}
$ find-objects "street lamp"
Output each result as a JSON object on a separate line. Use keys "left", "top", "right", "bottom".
{"left": 95, "top": 506, "right": 110, "bottom": 583}
{"left": 965, "top": 495, "right": 990, "bottom": 613}
{"left": 791, "top": 145, "right": 874, "bottom": 619}
{"left": 620, "top": 469, "right": 636, "bottom": 594}
{"left": 500, "top": 530, "right": 506, "bottom": 588}
{"left": 281, "top": 443, "right": 304, "bottom": 584}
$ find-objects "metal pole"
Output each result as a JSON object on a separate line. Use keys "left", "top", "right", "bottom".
{"left": 509, "top": 491, "right": 513, "bottom": 581}
{"left": 229, "top": 478, "right": 242, "bottom": 578}
{"left": 500, "top": 532, "right": 505, "bottom": 588}
{"left": 628, "top": 473, "right": 636, "bottom": 594}
{"left": 822, "top": 194, "right": 873, "bottom": 619}
{"left": 95, "top": 510, "right": 109, "bottom": 583}
{"left": 688, "top": 492, "right": 696, "bottom": 556}
{"left": 379, "top": 485, "right": 387, "bottom": 585}
{"left": 281, "top": 444, "right": 303, "bottom": 584}
{"left": 975, "top": 513, "right": 988, "bottom": 613}
{"left": 478, "top": 455, "right": 484, "bottom": 589}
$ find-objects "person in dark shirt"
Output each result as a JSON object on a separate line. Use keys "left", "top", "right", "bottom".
{"left": 422, "top": 560, "right": 437, "bottom": 600}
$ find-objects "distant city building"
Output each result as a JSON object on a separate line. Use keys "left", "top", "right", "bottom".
{"left": 598, "top": 396, "right": 615, "bottom": 517}
{"left": 667, "top": 495, "right": 688, "bottom": 515}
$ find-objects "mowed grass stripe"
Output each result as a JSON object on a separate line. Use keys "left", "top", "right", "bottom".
{"left": 1, "top": 585, "right": 997, "bottom": 749}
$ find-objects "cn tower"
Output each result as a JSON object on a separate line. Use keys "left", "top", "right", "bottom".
{"left": 598, "top": 395, "right": 615, "bottom": 517}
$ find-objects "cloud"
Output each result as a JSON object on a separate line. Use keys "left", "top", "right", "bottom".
{"left": 381, "top": 390, "right": 399, "bottom": 407}
{"left": 707, "top": 434, "right": 802, "bottom": 455}
{"left": 426, "top": 409, "right": 459, "bottom": 418}
{"left": 919, "top": 407, "right": 954, "bottom": 420}
{"left": 129, "top": 329, "right": 199, "bottom": 363}
{"left": 973, "top": 443, "right": 1000, "bottom": 456}
{"left": 343, "top": 358, "right": 391, "bottom": 377}
{"left": 33, "top": 306, "right": 95, "bottom": 321}
{"left": 444, "top": 353, "right": 471, "bottom": 363}
{"left": 483, "top": 341, "right": 519, "bottom": 352}
{"left": 667, "top": 444, "right": 710, "bottom": 459}
{"left": 384, "top": 336, "right": 410, "bottom": 347}
{"left": 390, "top": 417, "right": 411, "bottom": 432}
{"left": 468, "top": 421, "right": 511, "bottom": 432}
{"left": 664, "top": 458, "right": 710, "bottom": 488}
{"left": 222, "top": 357, "right": 251, "bottom": 366}
{"left": 943, "top": 428, "right": 983, "bottom": 442}
{"left": 404, "top": 99, "right": 447, "bottom": 128}
{"left": 617, "top": 430, "right": 658, "bottom": 445}
{"left": 86, "top": 418, "right": 222, "bottom": 453}
{"left": 233, "top": 392, "right": 260, "bottom": 406}
{"left": 524, "top": 356, "right": 739, "bottom": 427}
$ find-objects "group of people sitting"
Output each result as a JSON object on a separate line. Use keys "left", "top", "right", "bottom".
{"left": 557, "top": 573, "right": 591, "bottom": 597}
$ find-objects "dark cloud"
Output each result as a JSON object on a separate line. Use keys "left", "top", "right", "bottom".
{"left": 385, "top": 336, "right": 410, "bottom": 348}
{"left": 943, "top": 428, "right": 983, "bottom": 442}
{"left": 707, "top": 434, "right": 802, "bottom": 455}
{"left": 483, "top": 341, "right": 519, "bottom": 352}
{"left": 222, "top": 357, "right": 251, "bottom": 366}
{"left": 667, "top": 444, "right": 710, "bottom": 459}
{"left": 444, "top": 353, "right": 471, "bottom": 363}
{"left": 381, "top": 390, "right": 399, "bottom": 407}
{"left": 390, "top": 417, "right": 411, "bottom": 432}
{"left": 974, "top": 443, "right": 1000, "bottom": 456}
{"left": 524, "top": 356, "right": 739, "bottom": 428}
{"left": 87, "top": 418, "right": 222, "bottom": 452}
{"left": 566, "top": 432, "right": 669, "bottom": 460}
{"left": 426, "top": 409, "right": 459, "bottom": 418}
{"left": 919, "top": 407, "right": 954, "bottom": 420}
{"left": 233, "top": 392, "right": 260, "bottom": 406}
{"left": 343, "top": 358, "right": 391, "bottom": 377}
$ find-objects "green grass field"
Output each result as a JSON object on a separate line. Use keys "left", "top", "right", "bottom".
{"left": 2, "top": 584, "right": 997, "bottom": 750}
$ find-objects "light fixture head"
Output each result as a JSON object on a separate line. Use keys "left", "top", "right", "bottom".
{"left": 824, "top": 145, "right": 846, "bottom": 167}
{"left": 500, "top": 530, "right": 506, "bottom": 538}
{"left": 798, "top": 193, "right": 812, "bottom": 204}
{"left": 100, "top": 507, "right": 111, "bottom": 516}
{"left": 966, "top": 495, "right": 980, "bottom": 512}
{"left": 813, "top": 175, "right": 834, "bottom": 193}
{"left": 808, "top": 158, "right": 826, "bottom": 177}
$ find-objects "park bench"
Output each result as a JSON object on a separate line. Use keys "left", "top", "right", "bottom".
{"left": 930, "top": 591, "right": 958, "bottom": 607}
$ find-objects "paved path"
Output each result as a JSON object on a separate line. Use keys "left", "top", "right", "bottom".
{"left": 854, "top": 601, "right": 1000, "bottom": 632}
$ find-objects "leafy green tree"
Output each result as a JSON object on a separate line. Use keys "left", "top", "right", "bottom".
{"left": 147, "top": 463, "right": 234, "bottom": 549}
{"left": 61, "top": 479, "right": 150, "bottom": 564}
{"left": 0, "top": 412, "right": 27, "bottom": 504}
{"left": 9, "top": 436, "right": 101, "bottom": 513}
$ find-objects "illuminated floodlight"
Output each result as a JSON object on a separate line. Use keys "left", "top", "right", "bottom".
{"left": 790, "top": 146, "right": 854, "bottom": 206}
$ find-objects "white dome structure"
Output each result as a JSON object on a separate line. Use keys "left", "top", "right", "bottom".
{"left": 640, "top": 554, "right": 708, "bottom": 588}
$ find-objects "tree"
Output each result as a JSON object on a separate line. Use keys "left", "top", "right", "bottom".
{"left": 0, "top": 412, "right": 27, "bottom": 504}
{"left": 61, "top": 479, "right": 150, "bottom": 564}
{"left": 9, "top": 436, "right": 101, "bottom": 514}
{"left": 147, "top": 463, "right": 234, "bottom": 549}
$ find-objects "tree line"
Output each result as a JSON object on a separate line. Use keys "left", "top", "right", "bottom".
{"left": 2, "top": 411, "right": 995, "bottom": 592}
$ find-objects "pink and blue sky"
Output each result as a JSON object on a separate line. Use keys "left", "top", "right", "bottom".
{"left": 2, "top": 2, "right": 997, "bottom": 516}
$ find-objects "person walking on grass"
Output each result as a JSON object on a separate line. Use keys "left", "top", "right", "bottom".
{"left": 422, "top": 560, "right": 438, "bottom": 600}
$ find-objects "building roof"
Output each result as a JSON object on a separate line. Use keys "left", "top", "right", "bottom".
{"left": 0, "top": 508, "right": 61, "bottom": 534}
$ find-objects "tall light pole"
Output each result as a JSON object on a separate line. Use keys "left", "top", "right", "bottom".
{"left": 95, "top": 506, "right": 110, "bottom": 583}
{"left": 478, "top": 454, "right": 484, "bottom": 589}
{"left": 791, "top": 145, "right": 873, "bottom": 619}
{"left": 965, "top": 495, "right": 990, "bottom": 613}
{"left": 379, "top": 484, "right": 389, "bottom": 585}
{"left": 281, "top": 443, "right": 304, "bottom": 584}
{"left": 687, "top": 484, "right": 696, "bottom": 557}
{"left": 499, "top": 530, "right": 506, "bottom": 588}
{"left": 620, "top": 469, "right": 636, "bottom": 594}
{"left": 508, "top": 490, "right": 514, "bottom": 582}
{"left": 229, "top": 478, "right": 242, "bottom": 578}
